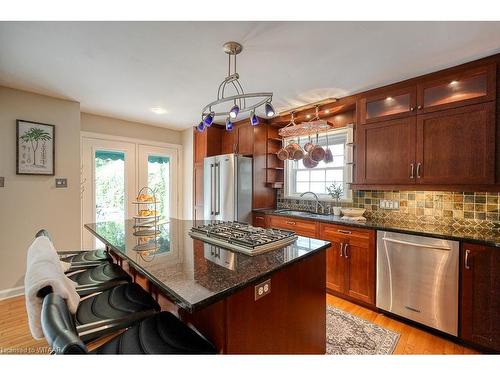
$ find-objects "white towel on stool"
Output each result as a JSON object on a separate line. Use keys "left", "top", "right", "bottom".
{"left": 24, "top": 236, "right": 81, "bottom": 339}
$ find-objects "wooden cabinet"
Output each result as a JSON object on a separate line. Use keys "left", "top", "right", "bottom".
{"left": 460, "top": 243, "right": 500, "bottom": 351}
{"left": 237, "top": 124, "right": 255, "bottom": 155}
{"left": 267, "top": 215, "right": 318, "bottom": 237}
{"left": 416, "top": 102, "right": 496, "bottom": 185}
{"left": 252, "top": 212, "right": 268, "bottom": 228}
{"left": 193, "top": 163, "right": 204, "bottom": 207}
{"left": 359, "top": 86, "right": 417, "bottom": 124}
{"left": 325, "top": 235, "right": 346, "bottom": 294}
{"left": 192, "top": 127, "right": 222, "bottom": 219}
{"left": 320, "top": 223, "right": 376, "bottom": 306}
{"left": 356, "top": 117, "right": 416, "bottom": 184}
{"left": 417, "top": 64, "right": 496, "bottom": 114}
{"left": 221, "top": 129, "right": 237, "bottom": 154}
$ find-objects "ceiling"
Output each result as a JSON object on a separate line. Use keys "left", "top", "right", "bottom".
{"left": 1, "top": 21, "right": 500, "bottom": 130}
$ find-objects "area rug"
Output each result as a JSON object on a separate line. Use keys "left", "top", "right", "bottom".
{"left": 326, "top": 306, "right": 400, "bottom": 355}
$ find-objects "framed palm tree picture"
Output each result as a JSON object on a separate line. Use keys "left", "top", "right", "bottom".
{"left": 16, "top": 120, "right": 55, "bottom": 175}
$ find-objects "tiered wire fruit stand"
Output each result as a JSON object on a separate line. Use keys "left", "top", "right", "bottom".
{"left": 132, "top": 186, "right": 160, "bottom": 257}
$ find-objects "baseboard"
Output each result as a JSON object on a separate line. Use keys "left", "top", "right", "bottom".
{"left": 0, "top": 286, "right": 24, "bottom": 301}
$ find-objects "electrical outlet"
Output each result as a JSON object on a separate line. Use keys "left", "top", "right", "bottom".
{"left": 380, "top": 199, "right": 399, "bottom": 210}
{"left": 55, "top": 178, "right": 68, "bottom": 188}
{"left": 0, "top": 177, "right": 4, "bottom": 188}
{"left": 254, "top": 279, "right": 271, "bottom": 301}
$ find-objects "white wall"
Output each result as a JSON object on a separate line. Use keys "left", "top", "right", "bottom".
{"left": 0, "top": 86, "right": 81, "bottom": 297}
{"left": 81, "top": 112, "right": 182, "bottom": 145}
{"left": 181, "top": 128, "right": 193, "bottom": 220}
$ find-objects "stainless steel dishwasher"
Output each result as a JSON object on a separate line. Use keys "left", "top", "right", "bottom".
{"left": 376, "top": 231, "right": 459, "bottom": 336}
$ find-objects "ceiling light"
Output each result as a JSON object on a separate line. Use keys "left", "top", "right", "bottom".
{"left": 196, "top": 121, "right": 205, "bottom": 133}
{"left": 250, "top": 110, "right": 259, "bottom": 126}
{"left": 197, "top": 41, "right": 273, "bottom": 132}
{"left": 151, "top": 107, "right": 167, "bottom": 114}
{"left": 386, "top": 97, "right": 393, "bottom": 101}
{"left": 450, "top": 80, "right": 459, "bottom": 85}
{"left": 229, "top": 104, "right": 239, "bottom": 119}
{"left": 203, "top": 112, "right": 214, "bottom": 127}
{"left": 265, "top": 102, "right": 275, "bottom": 117}
{"left": 225, "top": 117, "right": 233, "bottom": 131}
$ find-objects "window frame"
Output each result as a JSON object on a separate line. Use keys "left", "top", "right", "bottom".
{"left": 284, "top": 127, "right": 353, "bottom": 202}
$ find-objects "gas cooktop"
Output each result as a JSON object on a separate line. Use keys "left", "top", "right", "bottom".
{"left": 189, "top": 221, "right": 298, "bottom": 256}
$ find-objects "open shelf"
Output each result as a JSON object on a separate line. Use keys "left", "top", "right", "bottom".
{"left": 265, "top": 167, "right": 284, "bottom": 170}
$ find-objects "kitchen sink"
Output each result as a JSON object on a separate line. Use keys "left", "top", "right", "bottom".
{"left": 274, "top": 209, "right": 329, "bottom": 217}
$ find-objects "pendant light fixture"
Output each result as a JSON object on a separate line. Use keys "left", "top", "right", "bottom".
{"left": 197, "top": 41, "right": 274, "bottom": 132}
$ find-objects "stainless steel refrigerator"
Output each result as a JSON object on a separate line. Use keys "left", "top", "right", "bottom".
{"left": 203, "top": 153, "right": 252, "bottom": 222}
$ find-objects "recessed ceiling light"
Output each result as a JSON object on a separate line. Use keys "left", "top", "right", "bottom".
{"left": 386, "top": 96, "right": 393, "bottom": 101}
{"left": 449, "top": 80, "right": 459, "bottom": 85}
{"left": 151, "top": 107, "right": 167, "bottom": 114}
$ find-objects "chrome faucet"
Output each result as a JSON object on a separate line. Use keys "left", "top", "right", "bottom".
{"left": 299, "top": 191, "right": 325, "bottom": 214}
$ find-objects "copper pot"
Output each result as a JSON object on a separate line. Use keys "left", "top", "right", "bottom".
{"left": 291, "top": 146, "right": 304, "bottom": 161}
{"left": 302, "top": 153, "right": 318, "bottom": 168}
{"left": 285, "top": 141, "right": 300, "bottom": 160}
{"left": 310, "top": 134, "right": 325, "bottom": 162}
{"left": 277, "top": 139, "right": 289, "bottom": 161}
{"left": 303, "top": 135, "right": 314, "bottom": 153}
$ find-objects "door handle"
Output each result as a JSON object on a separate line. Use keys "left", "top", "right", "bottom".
{"left": 215, "top": 163, "right": 220, "bottom": 216}
{"left": 410, "top": 163, "right": 415, "bottom": 179}
{"left": 416, "top": 163, "right": 422, "bottom": 179}
{"left": 210, "top": 164, "right": 215, "bottom": 215}
{"left": 337, "top": 229, "right": 352, "bottom": 235}
{"left": 343, "top": 243, "right": 349, "bottom": 258}
{"left": 382, "top": 237, "right": 451, "bottom": 250}
{"left": 339, "top": 242, "right": 343, "bottom": 257}
{"left": 465, "top": 249, "right": 471, "bottom": 270}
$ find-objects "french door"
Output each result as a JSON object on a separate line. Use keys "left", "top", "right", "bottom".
{"left": 81, "top": 137, "right": 180, "bottom": 249}
{"left": 137, "top": 144, "right": 179, "bottom": 220}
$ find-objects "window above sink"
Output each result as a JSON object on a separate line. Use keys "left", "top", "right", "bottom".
{"left": 284, "top": 127, "right": 353, "bottom": 202}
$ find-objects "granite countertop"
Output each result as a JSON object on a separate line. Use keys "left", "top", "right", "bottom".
{"left": 85, "top": 219, "right": 329, "bottom": 312}
{"left": 254, "top": 208, "right": 500, "bottom": 248}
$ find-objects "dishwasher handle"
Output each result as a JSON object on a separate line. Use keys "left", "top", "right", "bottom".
{"left": 382, "top": 237, "right": 452, "bottom": 251}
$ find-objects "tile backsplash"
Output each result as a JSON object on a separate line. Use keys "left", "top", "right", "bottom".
{"left": 276, "top": 189, "right": 500, "bottom": 229}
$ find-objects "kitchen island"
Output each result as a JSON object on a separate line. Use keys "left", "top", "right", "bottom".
{"left": 85, "top": 219, "right": 330, "bottom": 354}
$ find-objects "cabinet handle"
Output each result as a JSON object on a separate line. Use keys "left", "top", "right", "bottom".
{"left": 286, "top": 221, "right": 296, "bottom": 225}
{"left": 337, "top": 229, "right": 352, "bottom": 234}
{"left": 465, "top": 249, "right": 471, "bottom": 270}
{"left": 339, "top": 243, "right": 344, "bottom": 257}
{"left": 255, "top": 216, "right": 264, "bottom": 221}
{"left": 416, "top": 163, "right": 422, "bottom": 178}
{"left": 410, "top": 163, "right": 415, "bottom": 179}
{"left": 343, "top": 243, "right": 349, "bottom": 258}
{"left": 417, "top": 105, "right": 423, "bottom": 110}
{"left": 410, "top": 107, "right": 415, "bottom": 112}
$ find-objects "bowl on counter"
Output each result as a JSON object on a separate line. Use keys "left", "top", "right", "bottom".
{"left": 341, "top": 208, "right": 366, "bottom": 217}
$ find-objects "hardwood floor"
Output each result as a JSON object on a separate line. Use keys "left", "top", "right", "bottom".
{"left": 327, "top": 294, "right": 478, "bottom": 354}
{"left": 0, "top": 294, "right": 478, "bottom": 354}
{"left": 0, "top": 295, "right": 49, "bottom": 354}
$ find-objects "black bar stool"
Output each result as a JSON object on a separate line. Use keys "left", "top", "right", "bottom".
{"left": 41, "top": 293, "right": 216, "bottom": 354}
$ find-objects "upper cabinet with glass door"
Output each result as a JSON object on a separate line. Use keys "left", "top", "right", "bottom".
{"left": 359, "top": 86, "right": 417, "bottom": 124}
{"left": 416, "top": 64, "right": 496, "bottom": 114}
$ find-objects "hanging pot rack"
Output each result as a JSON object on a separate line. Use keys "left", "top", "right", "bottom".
{"left": 278, "top": 105, "right": 333, "bottom": 138}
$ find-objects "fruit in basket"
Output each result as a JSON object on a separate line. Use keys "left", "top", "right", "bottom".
{"left": 137, "top": 193, "right": 155, "bottom": 202}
